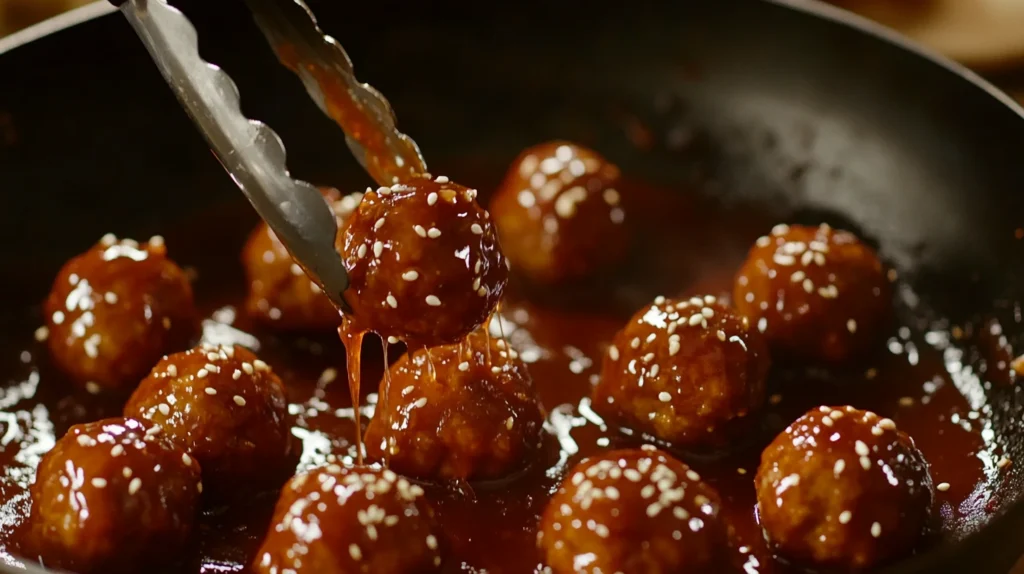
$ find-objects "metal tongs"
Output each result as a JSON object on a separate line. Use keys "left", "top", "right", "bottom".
{"left": 108, "top": 0, "right": 429, "bottom": 313}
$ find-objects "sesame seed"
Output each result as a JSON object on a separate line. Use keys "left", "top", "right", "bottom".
{"left": 91, "top": 477, "right": 107, "bottom": 488}
{"left": 458, "top": 361, "right": 469, "bottom": 372}
{"left": 356, "top": 244, "right": 367, "bottom": 258}
{"left": 701, "top": 307, "right": 714, "bottom": 319}
{"left": 386, "top": 294, "right": 398, "bottom": 308}
{"left": 373, "top": 241, "right": 384, "bottom": 258}
{"left": 630, "top": 337, "right": 641, "bottom": 349}
{"left": 822, "top": 416, "right": 834, "bottom": 427}
{"left": 470, "top": 223, "right": 483, "bottom": 235}
{"left": 34, "top": 326, "right": 49, "bottom": 342}
{"left": 688, "top": 314, "right": 703, "bottom": 326}
{"left": 111, "top": 445, "right": 124, "bottom": 457}
{"left": 847, "top": 319, "right": 857, "bottom": 333}
{"left": 182, "top": 453, "right": 192, "bottom": 466}
{"left": 205, "top": 387, "right": 217, "bottom": 395}
{"left": 642, "top": 352, "right": 655, "bottom": 363}
{"left": 427, "top": 227, "right": 442, "bottom": 238}
{"left": 388, "top": 336, "right": 400, "bottom": 344}
{"left": 649, "top": 364, "right": 660, "bottom": 377}
{"left": 129, "top": 478, "right": 142, "bottom": 495}
{"left": 158, "top": 404, "right": 170, "bottom": 416}
{"left": 506, "top": 417, "right": 514, "bottom": 430}
{"left": 349, "top": 544, "right": 362, "bottom": 561}
{"left": 233, "top": 395, "right": 247, "bottom": 406}
{"left": 85, "top": 382, "right": 101, "bottom": 395}
{"left": 834, "top": 459, "right": 846, "bottom": 475}
{"left": 871, "top": 522, "right": 882, "bottom": 538}
{"left": 878, "top": 418, "right": 896, "bottom": 430}
{"left": 232, "top": 369, "right": 241, "bottom": 380}
{"left": 871, "top": 426, "right": 884, "bottom": 436}
{"left": 167, "top": 365, "right": 178, "bottom": 377}
{"left": 427, "top": 192, "right": 438, "bottom": 206}
{"left": 434, "top": 175, "right": 450, "bottom": 184}
{"left": 860, "top": 456, "right": 872, "bottom": 470}
{"left": 242, "top": 362, "right": 254, "bottom": 375}
{"left": 803, "top": 278, "right": 814, "bottom": 293}
{"left": 413, "top": 225, "right": 427, "bottom": 237}
{"left": 716, "top": 330, "right": 726, "bottom": 341}
{"left": 937, "top": 482, "right": 951, "bottom": 492}
{"left": 412, "top": 397, "right": 428, "bottom": 409}
{"left": 855, "top": 441, "right": 869, "bottom": 456}
{"left": 898, "top": 396, "right": 914, "bottom": 407}
{"left": 425, "top": 295, "right": 441, "bottom": 307}
{"left": 122, "top": 467, "right": 132, "bottom": 478}
{"left": 402, "top": 270, "right": 419, "bottom": 281}
{"left": 608, "top": 345, "right": 619, "bottom": 360}
{"left": 254, "top": 360, "right": 269, "bottom": 371}
{"left": 658, "top": 392, "right": 672, "bottom": 402}
{"left": 668, "top": 340, "right": 680, "bottom": 356}
{"left": 196, "top": 369, "right": 208, "bottom": 379}
{"left": 374, "top": 217, "right": 385, "bottom": 230}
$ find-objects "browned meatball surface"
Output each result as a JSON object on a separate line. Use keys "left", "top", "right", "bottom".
{"left": 539, "top": 446, "right": 723, "bottom": 574}
{"left": 593, "top": 295, "right": 770, "bottom": 449}
{"left": 29, "top": 417, "right": 201, "bottom": 574}
{"left": 734, "top": 223, "right": 891, "bottom": 362}
{"left": 756, "top": 406, "right": 934, "bottom": 570}
{"left": 124, "top": 343, "right": 294, "bottom": 497}
{"left": 44, "top": 235, "right": 196, "bottom": 394}
{"left": 253, "top": 466, "right": 441, "bottom": 574}
{"left": 243, "top": 189, "right": 362, "bottom": 331}
{"left": 365, "top": 329, "right": 544, "bottom": 481}
{"left": 338, "top": 177, "right": 507, "bottom": 347}
{"left": 490, "top": 141, "right": 628, "bottom": 284}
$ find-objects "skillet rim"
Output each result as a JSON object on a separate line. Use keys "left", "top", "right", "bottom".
{"left": 1, "top": 1, "right": 1024, "bottom": 573}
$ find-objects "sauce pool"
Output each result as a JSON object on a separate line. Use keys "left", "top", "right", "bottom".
{"left": 0, "top": 180, "right": 1006, "bottom": 573}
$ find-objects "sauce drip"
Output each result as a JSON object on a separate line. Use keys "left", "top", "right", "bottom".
{"left": 338, "top": 317, "right": 365, "bottom": 465}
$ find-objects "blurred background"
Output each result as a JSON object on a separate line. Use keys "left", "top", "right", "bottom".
{"left": 7, "top": 0, "right": 1024, "bottom": 103}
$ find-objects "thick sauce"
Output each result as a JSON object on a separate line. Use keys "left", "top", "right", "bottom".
{"left": 0, "top": 181, "right": 1008, "bottom": 573}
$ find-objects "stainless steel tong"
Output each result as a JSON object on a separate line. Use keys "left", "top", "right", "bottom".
{"left": 109, "top": 0, "right": 428, "bottom": 313}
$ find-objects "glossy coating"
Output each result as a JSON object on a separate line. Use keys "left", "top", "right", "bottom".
{"left": 756, "top": 406, "right": 934, "bottom": 570}
{"left": 243, "top": 188, "right": 363, "bottom": 331}
{"left": 490, "top": 141, "right": 628, "bottom": 284}
{"left": 364, "top": 327, "right": 544, "bottom": 481}
{"left": 734, "top": 224, "right": 891, "bottom": 363}
{"left": 123, "top": 344, "right": 295, "bottom": 497}
{"left": 594, "top": 297, "right": 770, "bottom": 449}
{"left": 539, "top": 447, "right": 723, "bottom": 573}
{"left": 28, "top": 417, "right": 201, "bottom": 574}
{"left": 43, "top": 235, "right": 196, "bottom": 394}
{"left": 339, "top": 177, "right": 507, "bottom": 347}
{"left": 253, "top": 466, "right": 441, "bottom": 574}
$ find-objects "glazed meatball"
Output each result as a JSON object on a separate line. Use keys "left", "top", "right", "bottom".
{"left": 339, "top": 176, "right": 507, "bottom": 347}
{"left": 254, "top": 466, "right": 441, "bottom": 573}
{"left": 593, "top": 295, "right": 770, "bottom": 449}
{"left": 124, "top": 343, "right": 294, "bottom": 496}
{"left": 539, "top": 447, "right": 723, "bottom": 574}
{"left": 756, "top": 406, "right": 933, "bottom": 570}
{"left": 243, "top": 189, "right": 363, "bottom": 330}
{"left": 44, "top": 235, "right": 196, "bottom": 393}
{"left": 29, "top": 417, "right": 201, "bottom": 574}
{"left": 734, "top": 223, "right": 891, "bottom": 362}
{"left": 364, "top": 329, "right": 544, "bottom": 481}
{"left": 490, "top": 141, "right": 628, "bottom": 284}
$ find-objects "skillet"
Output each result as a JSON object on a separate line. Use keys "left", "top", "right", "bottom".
{"left": 1, "top": 0, "right": 1024, "bottom": 572}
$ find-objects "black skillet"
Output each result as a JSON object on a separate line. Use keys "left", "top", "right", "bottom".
{"left": 2, "top": 0, "right": 1024, "bottom": 572}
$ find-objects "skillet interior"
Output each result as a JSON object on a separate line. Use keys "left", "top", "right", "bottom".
{"left": 2, "top": 0, "right": 1024, "bottom": 572}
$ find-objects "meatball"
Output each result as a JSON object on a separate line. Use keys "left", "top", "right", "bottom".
{"left": 339, "top": 176, "right": 507, "bottom": 347}
{"left": 734, "top": 223, "right": 891, "bottom": 362}
{"left": 490, "top": 141, "right": 628, "bottom": 284}
{"left": 755, "top": 406, "right": 933, "bottom": 570}
{"left": 29, "top": 417, "right": 201, "bottom": 573}
{"left": 364, "top": 329, "right": 543, "bottom": 481}
{"left": 243, "top": 189, "right": 363, "bottom": 330}
{"left": 539, "top": 447, "right": 723, "bottom": 574}
{"left": 44, "top": 235, "right": 196, "bottom": 394}
{"left": 124, "top": 343, "right": 294, "bottom": 496}
{"left": 593, "top": 295, "right": 769, "bottom": 449}
{"left": 254, "top": 466, "right": 441, "bottom": 573}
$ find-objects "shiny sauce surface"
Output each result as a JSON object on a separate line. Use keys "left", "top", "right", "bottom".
{"left": 0, "top": 180, "right": 1008, "bottom": 573}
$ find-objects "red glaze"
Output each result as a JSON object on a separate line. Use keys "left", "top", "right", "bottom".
{"left": 594, "top": 295, "right": 770, "bottom": 449}
{"left": 123, "top": 344, "right": 295, "bottom": 497}
{"left": 490, "top": 141, "right": 628, "bottom": 284}
{"left": 253, "top": 466, "right": 441, "bottom": 574}
{"left": 339, "top": 177, "right": 507, "bottom": 347}
{"left": 734, "top": 223, "right": 891, "bottom": 362}
{"left": 43, "top": 235, "right": 196, "bottom": 394}
{"left": 755, "top": 405, "right": 934, "bottom": 570}
{"left": 364, "top": 327, "right": 544, "bottom": 481}
{"left": 242, "top": 189, "right": 363, "bottom": 331}
{"left": 539, "top": 447, "right": 723, "bottom": 574}
{"left": 28, "top": 417, "right": 201, "bottom": 574}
